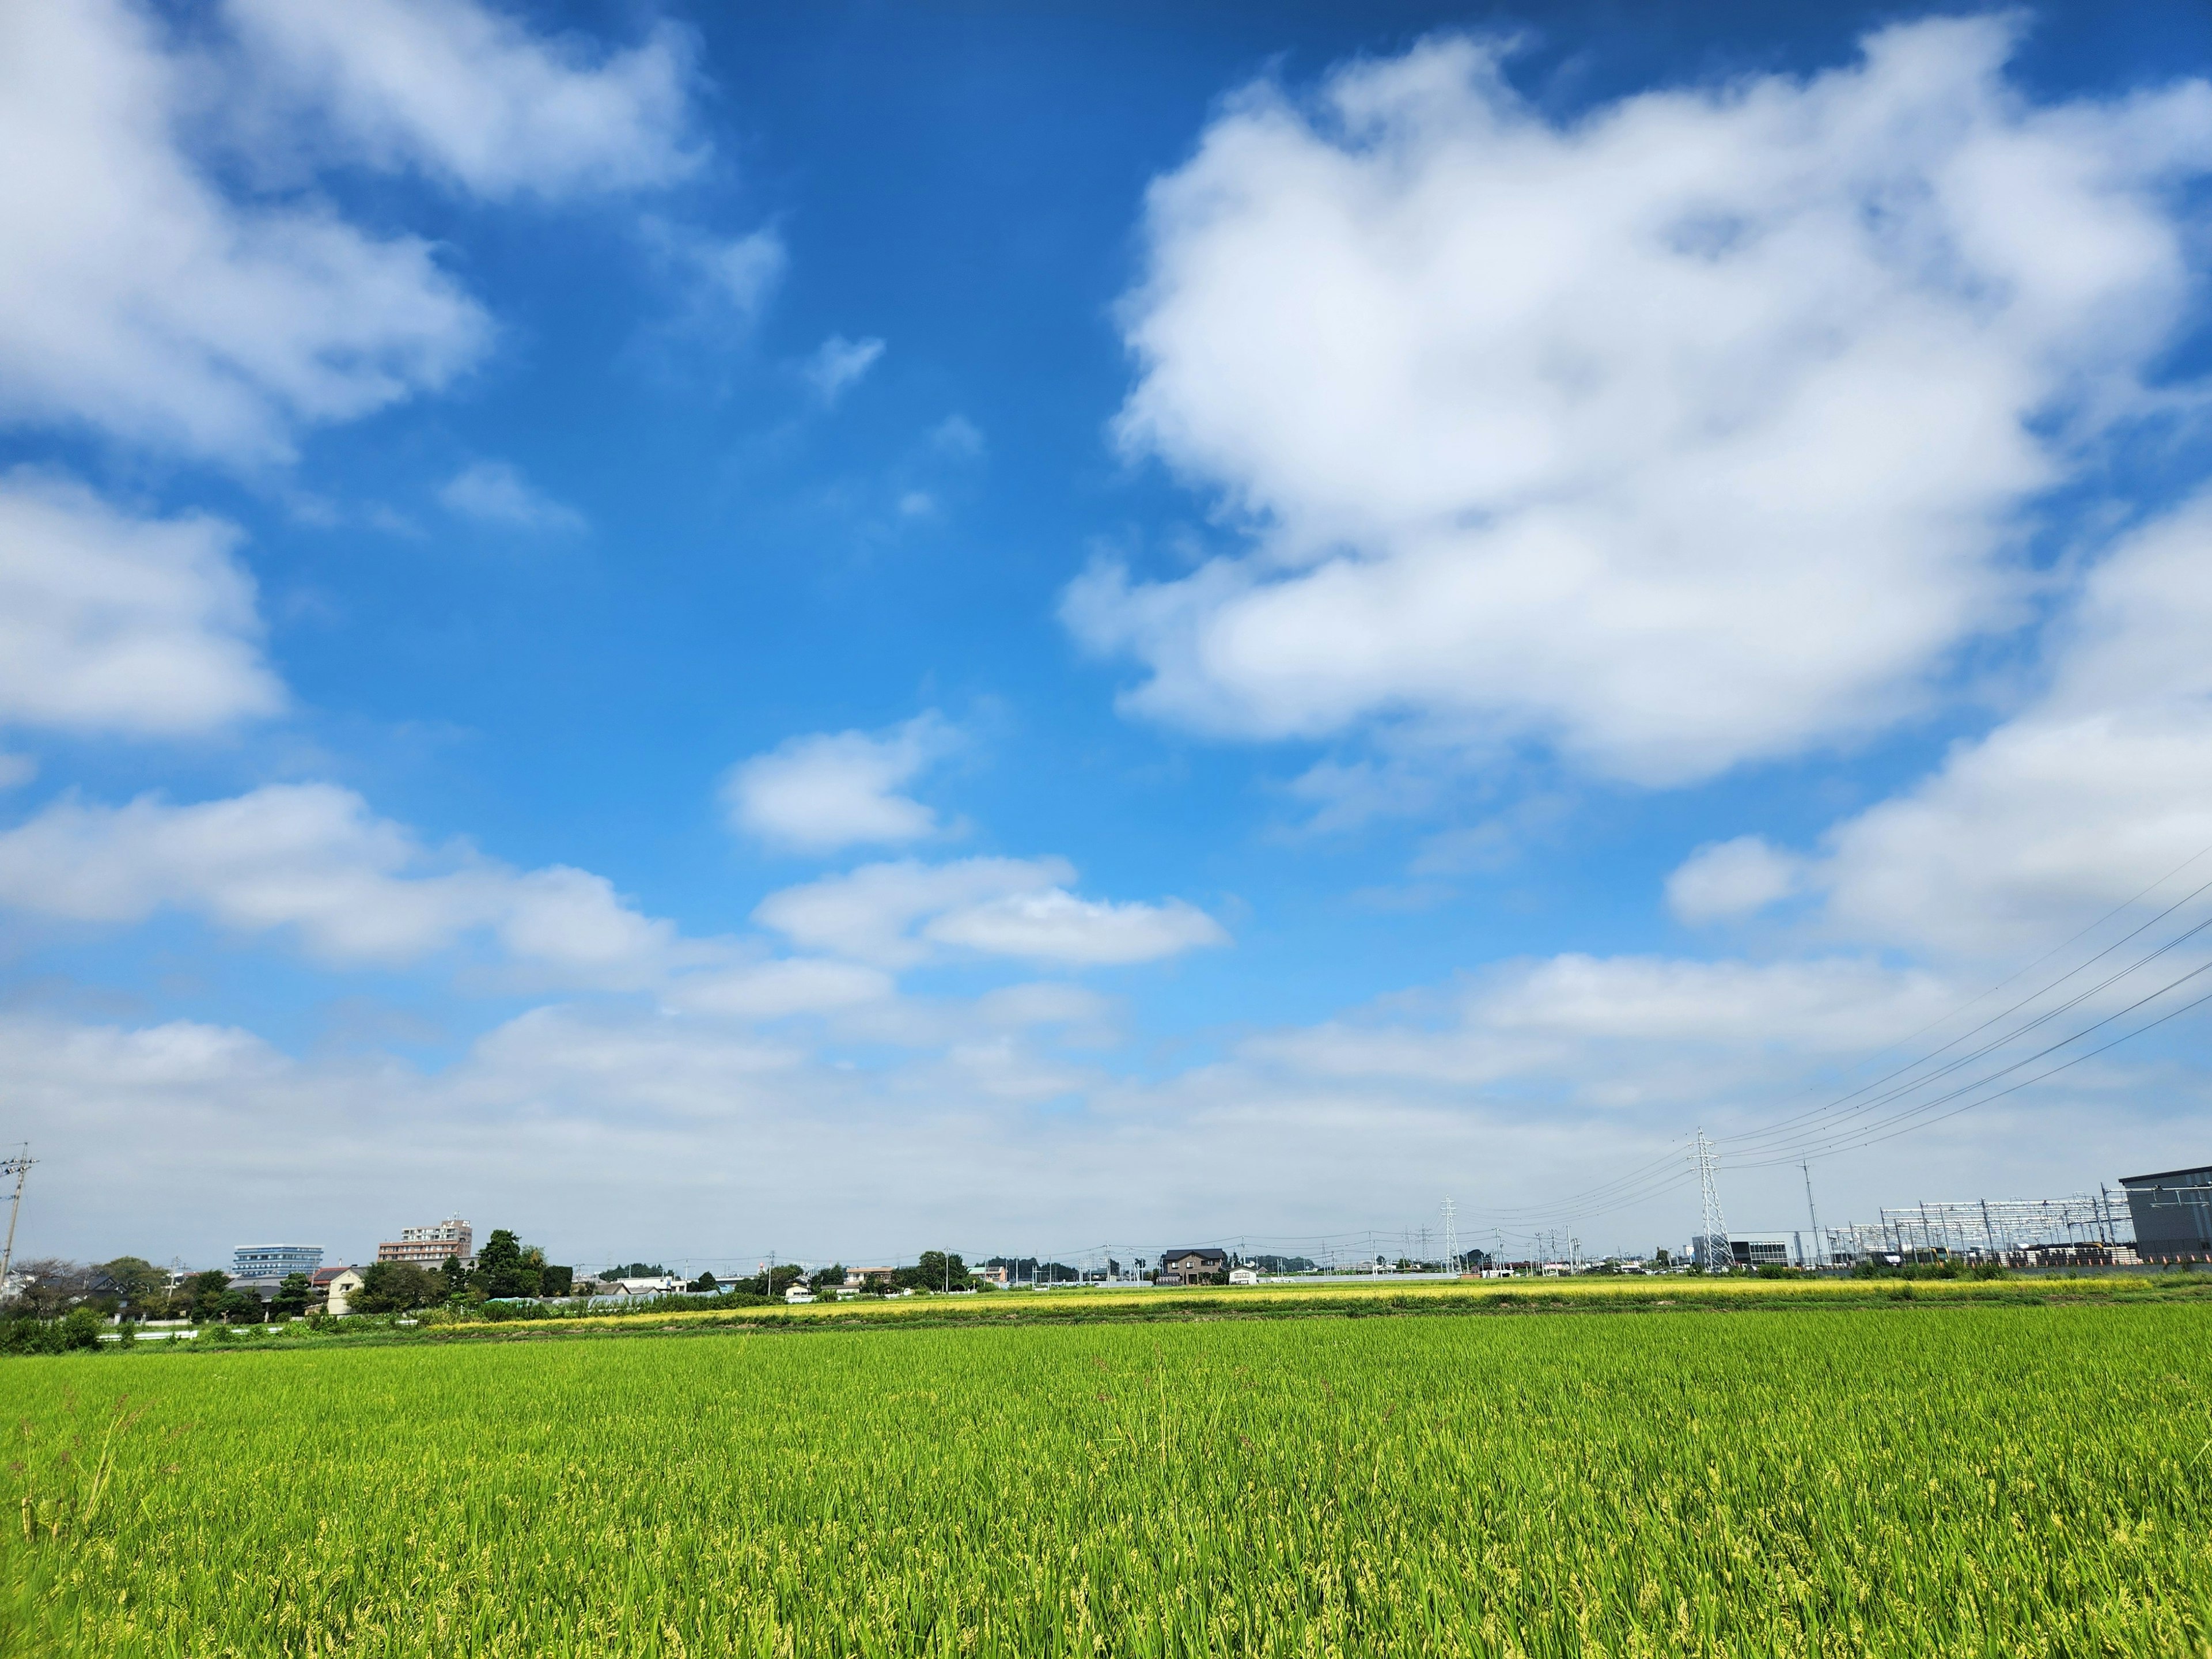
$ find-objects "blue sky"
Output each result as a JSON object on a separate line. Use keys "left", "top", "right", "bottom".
{"left": 5, "top": 0, "right": 2212, "bottom": 1274}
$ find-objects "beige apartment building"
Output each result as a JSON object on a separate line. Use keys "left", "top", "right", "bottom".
{"left": 374, "top": 1215, "right": 474, "bottom": 1267}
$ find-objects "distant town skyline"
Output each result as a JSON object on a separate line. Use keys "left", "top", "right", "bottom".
{"left": 3, "top": 0, "right": 2210, "bottom": 1266}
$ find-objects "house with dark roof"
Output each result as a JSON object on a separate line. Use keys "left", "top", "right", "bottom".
{"left": 1157, "top": 1247, "right": 1229, "bottom": 1286}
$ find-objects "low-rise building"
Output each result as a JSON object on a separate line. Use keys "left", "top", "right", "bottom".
{"left": 321, "top": 1267, "right": 365, "bottom": 1316}
{"left": 376, "top": 1215, "right": 474, "bottom": 1268}
{"left": 843, "top": 1266, "right": 896, "bottom": 1290}
{"left": 785, "top": 1284, "right": 814, "bottom": 1304}
{"left": 232, "top": 1244, "right": 323, "bottom": 1280}
{"left": 1157, "top": 1247, "right": 1229, "bottom": 1286}
{"left": 1227, "top": 1267, "right": 1260, "bottom": 1286}
{"left": 1728, "top": 1234, "right": 1798, "bottom": 1268}
{"left": 2121, "top": 1165, "right": 2212, "bottom": 1263}
{"left": 226, "top": 1274, "right": 285, "bottom": 1304}
{"left": 609, "top": 1275, "right": 683, "bottom": 1296}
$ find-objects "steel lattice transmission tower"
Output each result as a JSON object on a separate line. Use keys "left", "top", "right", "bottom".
{"left": 1695, "top": 1130, "right": 1731, "bottom": 1270}
{"left": 1441, "top": 1198, "right": 1459, "bottom": 1275}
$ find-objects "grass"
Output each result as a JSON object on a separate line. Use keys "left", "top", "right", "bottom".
{"left": 5, "top": 1297, "right": 2210, "bottom": 1656}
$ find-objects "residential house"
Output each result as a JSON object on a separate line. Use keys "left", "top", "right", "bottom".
{"left": 321, "top": 1267, "right": 365, "bottom": 1316}
{"left": 1157, "top": 1248, "right": 1229, "bottom": 1286}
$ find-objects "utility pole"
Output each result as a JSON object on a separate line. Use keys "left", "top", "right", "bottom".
{"left": 0, "top": 1146, "right": 32, "bottom": 1300}
{"left": 1802, "top": 1162, "right": 1824, "bottom": 1269}
{"left": 1696, "top": 1130, "right": 1730, "bottom": 1271}
{"left": 1442, "top": 1198, "right": 1459, "bottom": 1277}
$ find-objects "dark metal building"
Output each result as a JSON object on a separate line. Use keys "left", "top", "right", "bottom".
{"left": 2119, "top": 1165, "right": 2212, "bottom": 1263}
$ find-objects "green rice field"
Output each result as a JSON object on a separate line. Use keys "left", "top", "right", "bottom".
{"left": 6, "top": 1296, "right": 2211, "bottom": 1656}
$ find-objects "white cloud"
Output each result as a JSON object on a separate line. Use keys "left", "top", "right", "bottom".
{"left": 665, "top": 957, "right": 896, "bottom": 1021}
{"left": 222, "top": 0, "right": 702, "bottom": 200}
{"left": 1676, "top": 494, "right": 2212, "bottom": 959}
{"left": 0, "top": 783, "right": 679, "bottom": 984}
{"left": 0, "top": 0, "right": 491, "bottom": 462}
{"left": 1668, "top": 835, "right": 1808, "bottom": 926}
{"left": 805, "top": 334, "right": 885, "bottom": 404}
{"left": 11, "top": 949, "right": 2195, "bottom": 1268}
{"left": 923, "top": 888, "right": 1227, "bottom": 966}
{"left": 1249, "top": 954, "right": 1953, "bottom": 1097}
{"left": 724, "top": 713, "right": 958, "bottom": 854}
{"left": 755, "top": 856, "right": 1226, "bottom": 969}
{"left": 0, "top": 471, "right": 285, "bottom": 737}
{"left": 438, "top": 460, "right": 588, "bottom": 533}
{"left": 0, "top": 756, "right": 35, "bottom": 790}
{"left": 755, "top": 857, "right": 1075, "bottom": 967}
{"left": 1072, "top": 19, "right": 2212, "bottom": 785}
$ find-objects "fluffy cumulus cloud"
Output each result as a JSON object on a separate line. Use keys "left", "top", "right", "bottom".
{"left": 0, "top": 783, "right": 679, "bottom": 984}
{"left": 222, "top": 0, "right": 701, "bottom": 200}
{"left": 0, "top": 0, "right": 491, "bottom": 461}
{"left": 754, "top": 857, "right": 1227, "bottom": 968}
{"left": 439, "top": 460, "right": 588, "bottom": 533}
{"left": 724, "top": 713, "right": 959, "bottom": 853}
{"left": 1680, "top": 494, "right": 2212, "bottom": 959}
{"left": 0, "top": 0, "right": 707, "bottom": 464}
{"left": 1667, "top": 835, "right": 1808, "bottom": 926}
{"left": 1070, "top": 18, "right": 2212, "bottom": 785}
{"left": 0, "top": 471, "right": 285, "bottom": 737}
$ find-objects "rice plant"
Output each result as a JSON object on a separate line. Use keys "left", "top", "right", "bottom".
{"left": 3, "top": 1300, "right": 2208, "bottom": 1656}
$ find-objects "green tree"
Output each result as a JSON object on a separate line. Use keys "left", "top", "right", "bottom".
{"left": 354, "top": 1260, "right": 441, "bottom": 1314}
{"left": 270, "top": 1272, "right": 312, "bottom": 1319}
{"left": 540, "top": 1264, "right": 573, "bottom": 1297}
{"left": 59, "top": 1305, "right": 105, "bottom": 1350}
{"left": 688, "top": 1271, "right": 719, "bottom": 1293}
{"left": 218, "top": 1289, "right": 264, "bottom": 1324}
{"left": 473, "top": 1229, "right": 543, "bottom": 1298}
{"left": 901, "top": 1251, "right": 969, "bottom": 1293}
{"left": 183, "top": 1270, "right": 233, "bottom": 1322}
{"left": 96, "top": 1256, "right": 164, "bottom": 1315}
{"left": 441, "top": 1254, "right": 469, "bottom": 1298}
